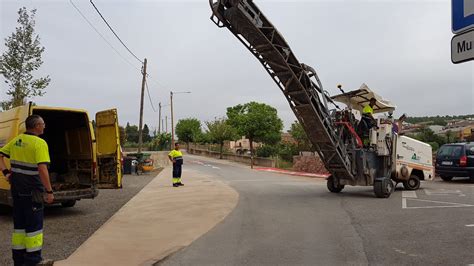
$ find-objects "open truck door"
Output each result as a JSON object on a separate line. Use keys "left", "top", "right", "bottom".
{"left": 95, "top": 109, "right": 122, "bottom": 188}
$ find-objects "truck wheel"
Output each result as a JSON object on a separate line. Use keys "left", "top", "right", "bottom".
{"left": 440, "top": 175, "right": 453, "bottom": 181}
{"left": 327, "top": 176, "right": 344, "bottom": 193}
{"left": 374, "top": 178, "right": 394, "bottom": 198}
{"left": 61, "top": 200, "right": 76, "bottom": 208}
{"left": 403, "top": 175, "right": 420, "bottom": 190}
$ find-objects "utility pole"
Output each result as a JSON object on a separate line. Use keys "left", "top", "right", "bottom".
{"left": 138, "top": 58, "right": 147, "bottom": 153}
{"left": 169, "top": 91, "right": 191, "bottom": 150}
{"left": 158, "top": 102, "right": 162, "bottom": 134}
{"left": 165, "top": 116, "right": 168, "bottom": 133}
{"left": 170, "top": 91, "right": 174, "bottom": 149}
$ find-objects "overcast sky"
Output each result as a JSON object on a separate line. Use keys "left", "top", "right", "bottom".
{"left": 1, "top": 0, "right": 473, "bottom": 132}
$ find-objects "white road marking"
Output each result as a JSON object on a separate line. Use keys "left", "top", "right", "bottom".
{"left": 402, "top": 191, "right": 418, "bottom": 198}
{"left": 403, "top": 198, "right": 474, "bottom": 209}
{"left": 393, "top": 248, "right": 417, "bottom": 257}
{"left": 425, "top": 189, "right": 465, "bottom": 197}
{"left": 466, "top": 224, "right": 474, "bottom": 227}
{"left": 402, "top": 191, "right": 417, "bottom": 209}
{"left": 394, "top": 248, "right": 407, "bottom": 254}
{"left": 190, "top": 161, "right": 220, "bottom": 169}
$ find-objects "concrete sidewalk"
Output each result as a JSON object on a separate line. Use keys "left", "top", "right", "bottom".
{"left": 56, "top": 167, "right": 238, "bottom": 266}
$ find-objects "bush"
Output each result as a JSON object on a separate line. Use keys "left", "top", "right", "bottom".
{"left": 278, "top": 143, "right": 298, "bottom": 162}
{"left": 123, "top": 142, "right": 138, "bottom": 148}
{"left": 149, "top": 133, "right": 171, "bottom": 151}
{"left": 428, "top": 142, "right": 439, "bottom": 151}
{"left": 256, "top": 145, "right": 278, "bottom": 158}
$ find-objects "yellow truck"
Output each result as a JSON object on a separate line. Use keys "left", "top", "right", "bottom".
{"left": 0, "top": 103, "right": 122, "bottom": 207}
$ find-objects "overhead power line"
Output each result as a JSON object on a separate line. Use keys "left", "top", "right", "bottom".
{"left": 89, "top": 0, "right": 143, "bottom": 64}
{"left": 146, "top": 73, "right": 169, "bottom": 90}
{"left": 69, "top": 0, "right": 141, "bottom": 72}
{"left": 145, "top": 80, "right": 157, "bottom": 112}
{"left": 72, "top": 0, "right": 161, "bottom": 113}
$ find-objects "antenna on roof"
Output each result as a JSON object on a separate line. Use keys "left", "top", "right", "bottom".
{"left": 337, "top": 84, "right": 345, "bottom": 94}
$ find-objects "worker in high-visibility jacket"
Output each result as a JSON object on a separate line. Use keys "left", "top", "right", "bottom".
{"left": 362, "top": 97, "right": 377, "bottom": 129}
{"left": 0, "top": 115, "right": 54, "bottom": 266}
{"left": 168, "top": 142, "right": 184, "bottom": 187}
{"left": 362, "top": 97, "right": 376, "bottom": 119}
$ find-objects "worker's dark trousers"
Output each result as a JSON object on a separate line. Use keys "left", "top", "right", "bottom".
{"left": 173, "top": 163, "right": 182, "bottom": 178}
{"left": 11, "top": 190, "right": 43, "bottom": 266}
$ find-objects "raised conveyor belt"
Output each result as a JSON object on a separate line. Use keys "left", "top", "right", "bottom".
{"left": 210, "top": 0, "right": 355, "bottom": 180}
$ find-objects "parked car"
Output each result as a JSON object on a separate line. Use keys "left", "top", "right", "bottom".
{"left": 435, "top": 143, "right": 474, "bottom": 181}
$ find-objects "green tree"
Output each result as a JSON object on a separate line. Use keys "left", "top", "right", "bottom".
{"left": 405, "top": 114, "right": 474, "bottom": 126}
{"left": 119, "top": 126, "right": 126, "bottom": 144}
{"left": 226, "top": 102, "right": 283, "bottom": 167}
{"left": 288, "top": 120, "right": 312, "bottom": 151}
{"left": 175, "top": 118, "right": 202, "bottom": 149}
{"left": 0, "top": 7, "right": 50, "bottom": 110}
{"left": 445, "top": 130, "right": 454, "bottom": 143}
{"left": 142, "top": 124, "right": 151, "bottom": 143}
{"left": 278, "top": 142, "right": 299, "bottom": 162}
{"left": 413, "top": 127, "right": 447, "bottom": 149}
{"left": 196, "top": 131, "right": 212, "bottom": 144}
{"left": 256, "top": 144, "right": 278, "bottom": 158}
{"left": 205, "top": 117, "right": 238, "bottom": 159}
{"left": 125, "top": 122, "right": 139, "bottom": 143}
{"left": 150, "top": 132, "right": 171, "bottom": 151}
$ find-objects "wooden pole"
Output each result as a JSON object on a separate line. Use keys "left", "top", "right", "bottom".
{"left": 170, "top": 91, "right": 174, "bottom": 149}
{"left": 158, "top": 102, "right": 162, "bottom": 134}
{"left": 138, "top": 58, "right": 147, "bottom": 153}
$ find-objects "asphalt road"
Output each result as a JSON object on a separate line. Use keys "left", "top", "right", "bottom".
{"left": 0, "top": 171, "right": 158, "bottom": 266}
{"left": 160, "top": 155, "right": 474, "bottom": 266}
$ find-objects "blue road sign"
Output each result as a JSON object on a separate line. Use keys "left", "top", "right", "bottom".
{"left": 452, "top": 0, "right": 474, "bottom": 33}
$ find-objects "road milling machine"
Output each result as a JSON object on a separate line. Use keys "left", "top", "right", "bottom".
{"left": 209, "top": 0, "right": 433, "bottom": 198}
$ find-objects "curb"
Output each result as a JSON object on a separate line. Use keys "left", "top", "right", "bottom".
{"left": 254, "top": 167, "right": 330, "bottom": 178}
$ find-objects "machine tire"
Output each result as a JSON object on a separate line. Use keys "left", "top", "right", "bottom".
{"left": 327, "top": 176, "right": 344, "bottom": 193}
{"left": 374, "top": 178, "right": 394, "bottom": 198}
{"left": 402, "top": 175, "right": 420, "bottom": 190}
{"left": 61, "top": 200, "right": 76, "bottom": 208}
{"left": 440, "top": 175, "right": 453, "bottom": 181}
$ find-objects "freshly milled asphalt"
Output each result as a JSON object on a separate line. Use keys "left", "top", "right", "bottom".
{"left": 0, "top": 171, "right": 158, "bottom": 266}
{"left": 159, "top": 155, "right": 474, "bottom": 265}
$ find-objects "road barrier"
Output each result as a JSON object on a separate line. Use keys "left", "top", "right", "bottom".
{"left": 188, "top": 148, "right": 275, "bottom": 167}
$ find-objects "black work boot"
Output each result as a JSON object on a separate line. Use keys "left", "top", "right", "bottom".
{"left": 177, "top": 182, "right": 184, "bottom": 186}
{"left": 173, "top": 183, "right": 179, "bottom": 187}
{"left": 37, "top": 259, "right": 55, "bottom": 266}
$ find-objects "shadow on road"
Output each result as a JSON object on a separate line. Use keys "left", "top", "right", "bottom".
{"left": 0, "top": 204, "right": 86, "bottom": 217}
